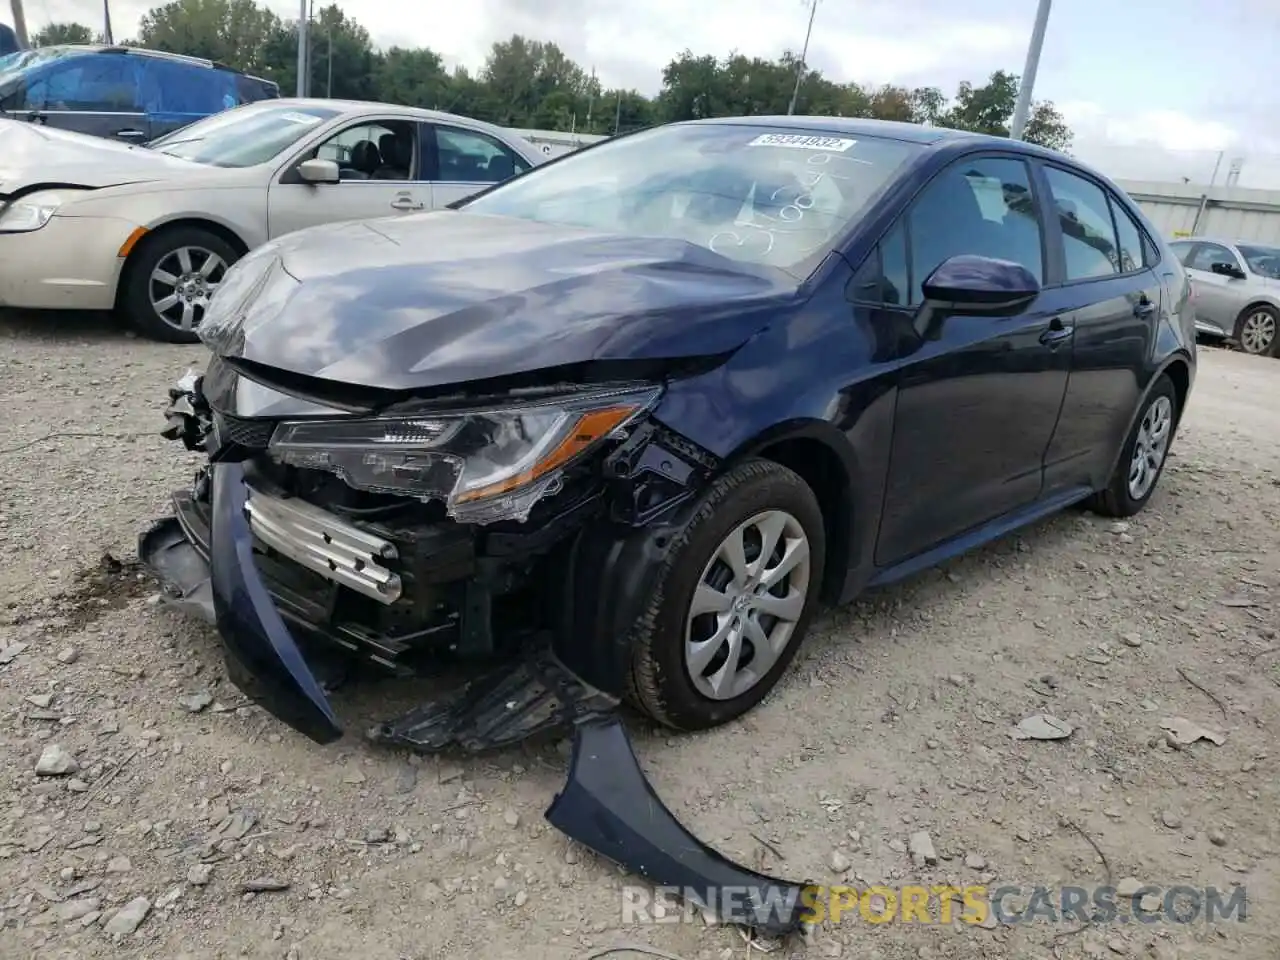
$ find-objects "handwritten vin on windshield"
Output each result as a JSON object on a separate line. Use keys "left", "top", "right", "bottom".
{"left": 708, "top": 148, "right": 869, "bottom": 260}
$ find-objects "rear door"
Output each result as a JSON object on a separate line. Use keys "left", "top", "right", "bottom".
{"left": 18, "top": 52, "right": 150, "bottom": 142}
{"left": 267, "top": 116, "right": 432, "bottom": 239}
{"left": 424, "top": 121, "right": 534, "bottom": 207}
{"left": 1036, "top": 163, "right": 1163, "bottom": 493}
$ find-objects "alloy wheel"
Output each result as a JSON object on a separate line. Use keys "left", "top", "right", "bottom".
{"left": 1239, "top": 310, "right": 1277, "bottom": 355}
{"left": 149, "top": 246, "right": 228, "bottom": 333}
{"left": 1128, "top": 394, "right": 1173, "bottom": 501}
{"left": 684, "top": 509, "right": 812, "bottom": 701}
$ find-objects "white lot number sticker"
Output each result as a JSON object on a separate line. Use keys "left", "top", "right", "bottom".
{"left": 748, "top": 133, "right": 856, "bottom": 151}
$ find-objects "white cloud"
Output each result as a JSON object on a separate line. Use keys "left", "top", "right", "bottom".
{"left": 18, "top": 0, "right": 1280, "bottom": 186}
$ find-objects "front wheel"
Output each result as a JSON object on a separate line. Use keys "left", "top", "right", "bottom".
{"left": 120, "top": 227, "right": 240, "bottom": 344}
{"left": 1087, "top": 373, "right": 1179, "bottom": 518}
{"left": 1235, "top": 305, "right": 1279, "bottom": 356}
{"left": 625, "top": 458, "right": 827, "bottom": 731}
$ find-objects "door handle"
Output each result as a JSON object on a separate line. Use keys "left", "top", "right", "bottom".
{"left": 115, "top": 129, "right": 147, "bottom": 141}
{"left": 390, "top": 196, "right": 425, "bottom": 211}
{"left": 1039, "top": 317, "right": 1074, "bottom": 346}
{"left": 1134, "top": 297, "right": 1156, "bottom": 318}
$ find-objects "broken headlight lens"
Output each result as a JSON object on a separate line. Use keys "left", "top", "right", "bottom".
{"left": 266, "top": 385, "right": 663, "bottom": 524}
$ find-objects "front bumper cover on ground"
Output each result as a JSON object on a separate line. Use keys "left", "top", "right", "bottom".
{"left": 139, "top": 461, "right": 812, "bottom": 938}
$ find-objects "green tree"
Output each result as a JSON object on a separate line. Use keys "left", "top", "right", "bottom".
{"left": 138, "top": 0, "right": 280, "bottom": 73}
{"left": 938, "top": 69, "right": 1072, "bottom": 152}
{"left": 32, "top": 23, "right": 95, "bottom": 46}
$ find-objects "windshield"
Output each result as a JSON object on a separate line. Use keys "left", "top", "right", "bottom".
{"left": 461, "top": 123, "right": 922, "bottom": 275}
{"left": 147, "top": 103, "right": 341, "bottom": 167}
{"left": 1238, "top": 244, "right": 1280, "bottom": 280}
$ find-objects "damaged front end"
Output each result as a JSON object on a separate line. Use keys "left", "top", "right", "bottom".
{"left": 140, "top": 363, "right": 814, "bottom": 938}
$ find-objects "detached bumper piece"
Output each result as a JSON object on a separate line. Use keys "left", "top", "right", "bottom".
{"left": 369, "top": 645, "right": 619, "bottom": 752}
{"left": 140, "top": 462, "right": 811, "bottom": 939}
{"left": 549, "top": 714, "right": 811, "bottom": 938}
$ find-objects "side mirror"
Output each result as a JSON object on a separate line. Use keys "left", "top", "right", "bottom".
{"left": 1210, "top": 261, "right": 1245, "bottom": 279}
{"left": 921, "top": 254, "right": 1041, "bottom": 313}
{"left": 297, "top": 158, "right": 340, "bottom": 185}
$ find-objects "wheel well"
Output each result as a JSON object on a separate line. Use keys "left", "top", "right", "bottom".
{"left": 115, "top": 219, "right": 250, "bottom": 310}
{"left": 1162, "top": 357, "right": 1191, "bottom": 426}
{"left": 756, "top": 437, "right": 851, "bottom": 602}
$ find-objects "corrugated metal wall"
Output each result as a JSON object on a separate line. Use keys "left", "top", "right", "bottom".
{"left": 1114, "top": 179, "right": 1280, "bottom": 243}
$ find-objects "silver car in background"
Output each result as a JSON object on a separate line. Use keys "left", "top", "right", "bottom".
{"left": 1167, "top": 237, "right": 1280, "bottom": 356}
{"left": 0, "top": 99, "right": 545, "bottom": 342}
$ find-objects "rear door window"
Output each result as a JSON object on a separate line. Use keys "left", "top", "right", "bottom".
{"left": 139, "top": 59, "right": 223, "bottom": 116}
{"left": 432, "top": 125, "right": 531, "bottom": 183}
{"left": 1043, "top": 166, "right": 1122, "bottom": 281}
{"left": 1108, "top": 195, "right": 1147, "bottom": 274}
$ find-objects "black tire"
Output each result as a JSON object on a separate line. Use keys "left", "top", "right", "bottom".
{"left": 119, "top": 226, "right": 241, "bottom": 344}
{"left": 1233, "top": 304, "right": 1279, "bottom": 357}
{"left": 1087, "top": 374, "right": 1179, "bottom": 518}
{"left": 625, "top": 458, "right": 827, "bottom": 731}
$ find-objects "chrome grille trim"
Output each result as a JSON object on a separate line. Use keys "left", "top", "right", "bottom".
{"left": 243, "top": 487, "right": 402, "bottom": 604}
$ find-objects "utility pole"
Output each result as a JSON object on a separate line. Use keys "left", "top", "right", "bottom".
{"left": 1009, "top": 0, "right": 1052, "bottom": 141}
{"left": 786, "top": 0, "right": 819, "bottom": 116}
{"left": 326, "top": 25, "right": 333, "bottom": 98}
{"left": 295, "top": 0, "right": 308, "bottom": 97}
{"left": 102, "top": 0, "right": 113, "bottom": 44}
{"left": 613, "top": 90, "right": 622, "bottom": 135}
{"left": 9, "top": 0, "right": 29, "bottom": 48}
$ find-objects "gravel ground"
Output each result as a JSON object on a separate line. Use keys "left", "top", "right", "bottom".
{"left": 1, "top": 310, "right": 1277, "bottom": 960}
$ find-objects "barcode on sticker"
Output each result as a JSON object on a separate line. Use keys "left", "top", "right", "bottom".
{"left": 747, "top": 133, "right": 856, "bottom": 151}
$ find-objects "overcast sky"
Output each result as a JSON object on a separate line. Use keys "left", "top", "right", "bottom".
{"left": 20, "top": 0, "right": 1280, "bottom": 187}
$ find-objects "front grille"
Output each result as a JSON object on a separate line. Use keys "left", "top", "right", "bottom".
{"left": 214, "top": 411, "right": 276, "bottom": 450}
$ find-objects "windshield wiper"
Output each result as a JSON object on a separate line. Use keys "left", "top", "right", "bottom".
{"left": 154, "top": 136, "right": 206, "bottom": 149}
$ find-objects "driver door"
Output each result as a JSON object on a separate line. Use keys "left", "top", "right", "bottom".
{"left": 267, "top": 117, "right": 432, "bottom": 240}
{"left": 871, "top": 154, "right": 1072, "bottom": 566}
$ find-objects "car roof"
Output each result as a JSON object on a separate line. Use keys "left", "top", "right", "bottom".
{"left": 260, "top": 97, "right": 516, "bottom": 133}
{"left": 30, "top": 43, "right": 276, "bottom": 84}
{"left": 681, "top": 114, "right": 1083, "bottom": 162}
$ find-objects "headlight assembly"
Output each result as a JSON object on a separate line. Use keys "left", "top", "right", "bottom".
{"left": 0, "top": 190, "right": 73, "bottom": 233}
{"left": 267, "top": 385, "right": 663, "bottom": 524}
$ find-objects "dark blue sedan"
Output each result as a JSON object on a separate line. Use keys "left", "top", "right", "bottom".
{"left": 141, "top": 115, "right": 1196, "bottom": 934}
{"left": 145, "top": 115, "right": 1194, "bottom": 745}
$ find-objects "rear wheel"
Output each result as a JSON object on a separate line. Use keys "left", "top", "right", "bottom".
{"left": 1087, "top": 373, "right": 1178, "bottom": 518}
{"left": 625, "top": 458, "right": 826, "bottom": 731}
{"left": 1235, "top": 305, "right": 1278, "bottom": 356}
{"left": 120, "top": 227, "right": 239, "bottom": 343}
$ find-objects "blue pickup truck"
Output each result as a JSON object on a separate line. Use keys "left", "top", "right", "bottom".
{"left": 0, "top": 43, "right": 278, "bottom": 142}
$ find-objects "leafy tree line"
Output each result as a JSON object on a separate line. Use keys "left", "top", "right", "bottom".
{"left": 31, "top": 0, "right": 1073, "bottom": 151}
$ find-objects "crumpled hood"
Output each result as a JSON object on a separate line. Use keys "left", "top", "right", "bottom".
{"left": 199, "top": 210, "right": 800, "bottom": 392}
{"left": 0, "top": 118, "right": 199, "bottom": 192}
